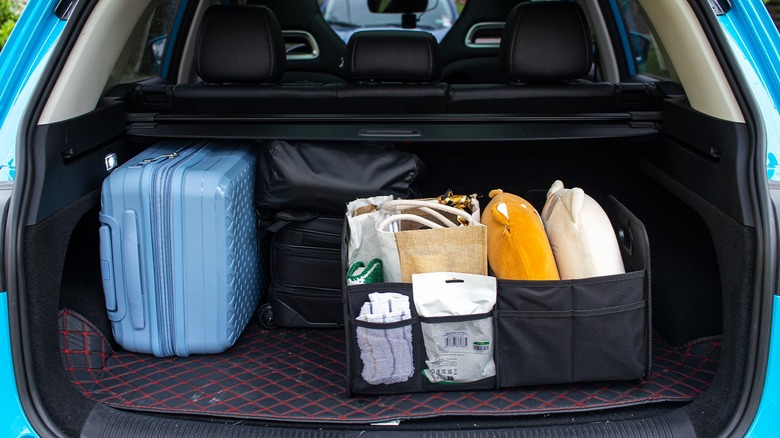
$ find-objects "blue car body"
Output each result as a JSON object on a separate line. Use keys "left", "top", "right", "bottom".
{"left": 1, "top": 0, "right": 780, "bottom": 436}
{"left": 0, "top": 1, "right": 67, "bottom": 435}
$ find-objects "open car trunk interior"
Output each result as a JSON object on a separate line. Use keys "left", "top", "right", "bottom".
{"left": 8, "top": 1, "right": 767, "bottom": 437}
{"left": 19, "top": 93, "right": 755, "bottom": 437}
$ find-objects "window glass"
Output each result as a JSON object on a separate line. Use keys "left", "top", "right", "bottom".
{"left": 616, "top": 0, "right": 670, "bottom": 79}
{"left": 322, "top": 0, "right": 456, "bottom": 42}
{"left": 120, "top": 0, "right": 182, "bottom": 83}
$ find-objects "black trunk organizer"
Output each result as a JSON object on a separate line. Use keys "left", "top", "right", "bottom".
{"left": 344, "top": 196, "right": 651, "bottom": 395}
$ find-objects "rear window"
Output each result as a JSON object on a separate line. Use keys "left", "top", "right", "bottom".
{"left": 615, "top": 0, "right": 671, "bottom": 78}
{"left": 119, "top": 0, "right": 183, "bottom": 83}
{"left": 322, "top": 0, "right": 456, "bottom": 42}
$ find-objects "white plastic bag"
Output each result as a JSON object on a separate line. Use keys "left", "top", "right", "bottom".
{"left": 412, "top": 272, "right": 497, "bottom": 383}
{"left": 346, "top": 196, "right": 401, "bottom": 283}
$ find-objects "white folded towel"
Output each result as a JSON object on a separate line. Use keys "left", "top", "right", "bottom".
{"left": 356, "top": 293, "right": 414, "bottom": 385}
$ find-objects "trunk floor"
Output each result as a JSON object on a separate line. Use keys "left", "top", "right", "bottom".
{"left": 59, "top": 309, "right": 720, "bottom": 424}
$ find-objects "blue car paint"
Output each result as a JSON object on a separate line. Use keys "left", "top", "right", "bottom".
{"left": 0, "top": 50, "right": 53, "bottom": 182}
{"left": 747, "top": 295, "right": 780, "bottom": 437}
{"left": 0, "top": 293, "right": 37, "bottom": 438}
{"left": 607, "top": 0, "right": 637, "bottom": 78}
{"left": 0, "top": 0, "right": 66, "bottom": 182}
{"left": 161, "top": 1, "right": 189, "bottom": 78}
{"left": 718, "top": 0, "right": 780, "bottom": 182}
{"left": 723, "top": 0, "right": 780, "bottom": 102}
{"left": 0, "top": 1, "right": 65, "bottom": 436}
{"left": 718, "top": 1, "right": 780, "bottom": 434}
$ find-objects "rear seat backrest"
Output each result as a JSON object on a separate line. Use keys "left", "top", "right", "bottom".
{"left": 129, "top": 5, "right": 337, "bottom": 114}
{"left": 498, "top": 1, "right": 592, "bottom": 84}
{"left": 337, "top": 30, "right": 448, "bottom": 113}
{"left": 344, "top": 30, "right": 441, "bottom": 83}
{"left": 448, "top": 1, "right": 664, "bottom": 115}
{"left": 195, "top": 4, "right": 286, "bottom": 84}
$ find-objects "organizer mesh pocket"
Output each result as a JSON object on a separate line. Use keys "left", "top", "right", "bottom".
{"left": 356, "top": 320, "right": 415, "bottom": 385}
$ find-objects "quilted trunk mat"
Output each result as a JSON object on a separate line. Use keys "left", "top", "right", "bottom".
{"left": 60, "top": 309, "right": 720, "bottom": 424}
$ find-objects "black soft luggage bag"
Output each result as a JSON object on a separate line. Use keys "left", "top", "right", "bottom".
{"left": 256, "top": 140, "right": 426, "bottom": 214}
{"left": 260, "top": 211, "right": 344, "bottom": 328}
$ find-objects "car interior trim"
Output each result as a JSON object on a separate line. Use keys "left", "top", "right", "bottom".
{"left": 283, "top": 30, "right": 320, "bottom": 60}
{"left": 177, "top": 0, "right": 211, "bottom": 84}
{"left": 583, "top": 0, "right": 620, "bottom": 83}
{"left": 39, "top": 0, "right": 156, "bottom": 125}
{"left": 463, "top": 22, "right": 504, "bottom": 49}
{"left": 637, "top": 0, "right": 744, "bottom": 122}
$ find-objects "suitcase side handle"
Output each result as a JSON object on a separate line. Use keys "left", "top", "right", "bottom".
{"left": 98, "top": 225, "right": 118, "bottom": 312}
{"left": 98, "top": 213, "right": 127, "bottom": 322}
{"left": 123, "top": 210, "right": 146, "bottom": 330}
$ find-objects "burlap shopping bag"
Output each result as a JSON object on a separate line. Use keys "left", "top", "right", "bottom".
{"left": 377, "top": 199, "right": 487, "bottom": 283}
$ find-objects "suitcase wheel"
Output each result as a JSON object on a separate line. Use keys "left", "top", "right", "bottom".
{"left": 257, "top": 303, "right": 278, "bottom": 330}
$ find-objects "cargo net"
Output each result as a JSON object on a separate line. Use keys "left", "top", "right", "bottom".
{"left": 59, "top": 309, "right": 720, "bottom": 424}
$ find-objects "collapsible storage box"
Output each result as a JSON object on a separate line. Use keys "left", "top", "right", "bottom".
{"left": 99, "top": 140, "right": 262, "bottom": 357}
{"left": 344, "top": 197, "right": 650, "bottom": 394}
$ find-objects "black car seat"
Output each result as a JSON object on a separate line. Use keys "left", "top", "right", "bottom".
{"left": 447, "top": 1, "right": 661, "bottom": 114}
{"left": 246, "top": 0, "right": 347, "bottom": 83}
{"left": 195, "top": 4, "right": 287, "bottom": 84}
{"left": 130, "top": 5, "right": 338, "bottom": 114}
{"left": 438, "top": 0, "right": 526, "bottom": 83}
{"left": 337, "top": 30, "right": 447, "bottom": 113}
{"left": 498, "top": 1, "right": 593, "bottom": 84}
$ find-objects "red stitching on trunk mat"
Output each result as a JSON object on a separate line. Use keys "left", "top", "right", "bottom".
{"left": 59, "top": 309, "right": 720, "bottom": 424}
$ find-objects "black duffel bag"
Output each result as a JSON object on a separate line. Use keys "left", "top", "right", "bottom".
{"left": 257, "top": 140, "right": 426, "bottom": 214}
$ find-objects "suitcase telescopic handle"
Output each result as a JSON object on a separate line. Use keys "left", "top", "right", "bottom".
{"left": 123, "top": 210, "right": 145, "bottom": 330}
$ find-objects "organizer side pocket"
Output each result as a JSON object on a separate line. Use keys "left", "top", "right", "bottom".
{"left": 496, "top": 282, "right": 574, "bottom": 387}
{"left": 346, "top": 284, "right": 424, "bottom": 395}
{"left": 496, "top": 271, "right": 648, "bottom": 388}
{"left": 571, "top": 272, "right": 648, "bottom": 382}
{"left": 350, "top": 317, "right": 421, "bottom": 393}
{"left": 496, "top": 308, "right": 573, "bottom": 387}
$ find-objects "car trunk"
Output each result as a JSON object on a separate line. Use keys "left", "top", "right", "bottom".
{"left": 14, "top": 89, "right": 755, "bottom": 436}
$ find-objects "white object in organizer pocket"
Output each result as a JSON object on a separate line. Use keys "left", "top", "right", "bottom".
{"left": 356, "top": 292, "right": 415, "bottom": 385}
{"left": 412, "top": 272, "right": 497, "bottom": 384}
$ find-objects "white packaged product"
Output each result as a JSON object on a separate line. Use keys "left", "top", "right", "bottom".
{"left": 412, "top": 272, "right": 497, "bottom": 383}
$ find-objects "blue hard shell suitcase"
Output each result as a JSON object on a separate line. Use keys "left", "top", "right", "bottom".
{"left": 99, "top": 140, "right": 262, "bottom": 357}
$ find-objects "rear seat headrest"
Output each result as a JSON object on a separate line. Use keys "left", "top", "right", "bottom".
{"left": 196, "top": 5, "right": 286, "bottom": 84}
{"left": 499, "top": 2, "right": 593, "bottom": 83}
{"left": 345, "top": 31, "right": 441, "bottom": 83}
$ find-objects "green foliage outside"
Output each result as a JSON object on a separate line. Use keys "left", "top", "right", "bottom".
{"left": 767, "top": 1, "right": 780, "bottom": 32}
{"left": 0, "top": 0, "right": 23, "bottom": 50}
